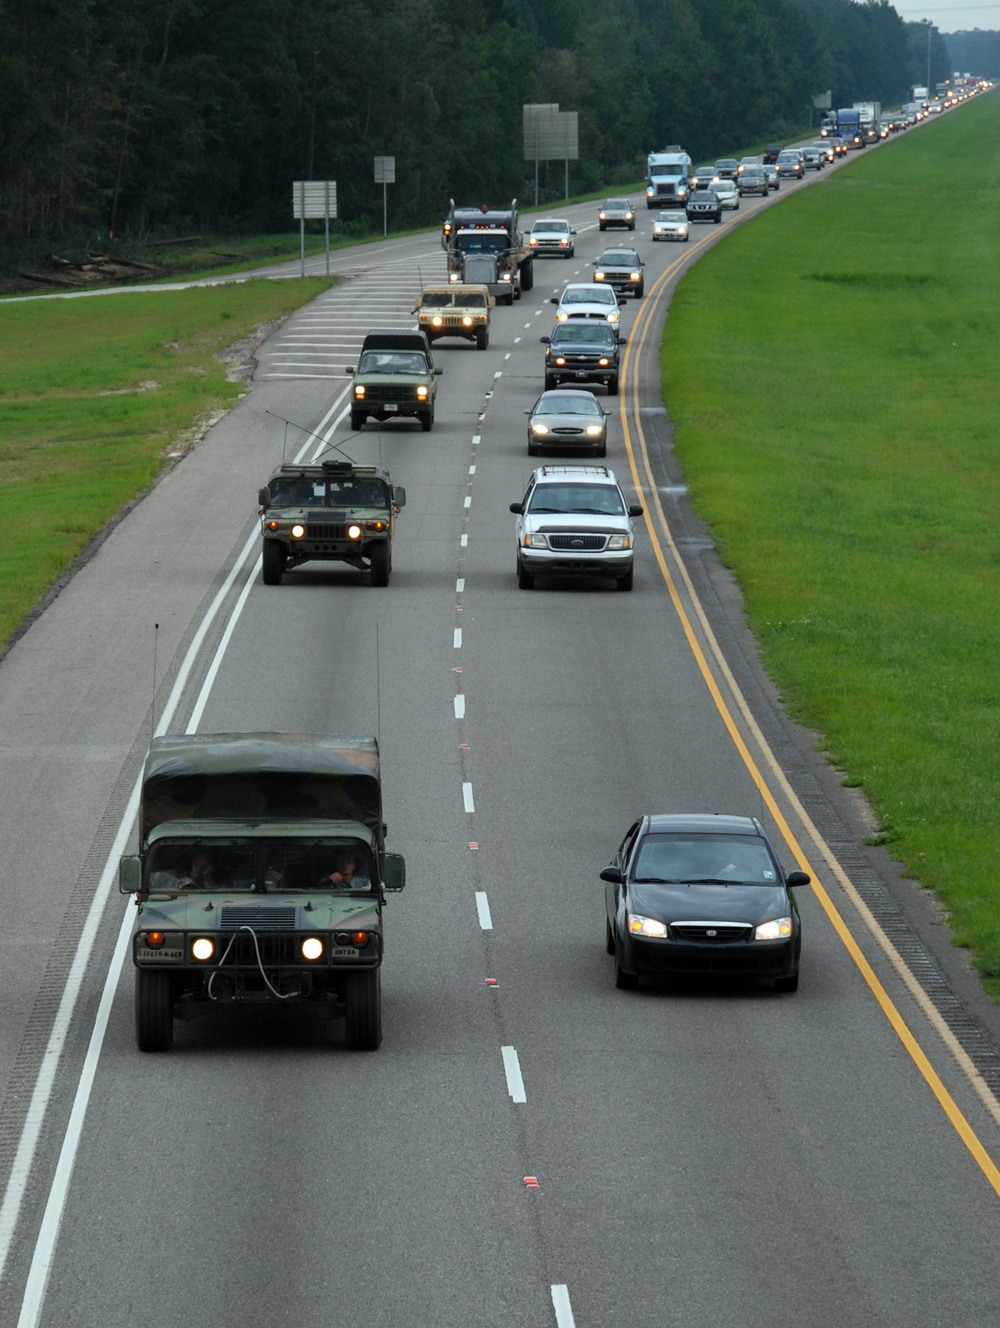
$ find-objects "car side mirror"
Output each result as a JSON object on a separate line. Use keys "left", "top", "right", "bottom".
{"left": 345, "top": 365, "right": 356, "bottom": 374}
{"left": 392, "top": 486, "right": 406, "bottom": 507}
{"left": 628, "top": 505, "right": 644, "bottom": 518}
{"left": 258, "top": 487, "right": 271, "bottom": 508}
{"left": 571, "top": 229, "right": 577, "bottom": 235}
{"left": 434, "top": 367, "right": 443, "bottom": 375}
{"left": 600, "top": 866, "right": 624, "bottom": 884}
{"left": 618, "top": 336, "right": 627, "bottom": 345}
{"left": 509, "top": 502, "right": 524, "bottom": 515}
{"left": 540, "top": 336, "right": 550, "bottom": 344}
{"left": 381, "top": 852, "right": 406, "bottom": 892}
{"left": 591, "top": 260, "right": 598, "bottom": 266}
{"left": 786, "top": 870, "right": 811, "bottom": 888}
{"left": 549, "top": 298, "right": 558, "bottom": 305}
{"left": 119, "top": 856, "right": 142, "bottom": 894}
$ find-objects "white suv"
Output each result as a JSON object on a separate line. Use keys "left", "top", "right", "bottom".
{"left": 509, "top": 465, "right": 643, "bottom": 591}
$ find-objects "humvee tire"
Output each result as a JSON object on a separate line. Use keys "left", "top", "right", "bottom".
{"left": 136, "top": 970, "right": 174, "bottom": 1052}
{"left": 344, "top": 969, "right": 382, "bottom": 1049}
{"left": 369, "top": 541, "right": 390, "bottom": 587}
{"left": 262, "top": 540, "right": 284, "bottom": 585}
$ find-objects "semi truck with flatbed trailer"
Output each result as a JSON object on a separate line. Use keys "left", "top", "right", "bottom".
{"left": 441, "top": 200, "right": 533, "bottom": 305}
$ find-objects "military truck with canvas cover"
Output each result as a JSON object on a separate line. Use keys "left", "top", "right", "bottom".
{"left": 258, "top": 458, "right": 404, "bottom": 587}
{"left": 120, "top": 733, "right": 406, "bottom": 1052}
{"left": 441, "top": 200, "right": 534, "bottom": 305}
{"left": 411, "top": 284, "right": 493, "bottom": 349}
{"left": 347, "top": 329, "right": 441, "bottom": 432}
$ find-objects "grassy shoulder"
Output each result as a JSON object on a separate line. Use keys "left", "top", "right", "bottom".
{"left": 662, "top": 94, "right": 1000, "bottom": 996}
{"left": 0, "top": 277, "right": 329, "bottom": 648}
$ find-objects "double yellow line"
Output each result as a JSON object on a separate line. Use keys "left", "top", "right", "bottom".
{"left": 617, "top": 249, "right": 1000, "bottom": 1196}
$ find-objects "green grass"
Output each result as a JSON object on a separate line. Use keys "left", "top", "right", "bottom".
{"left": 0, "top": 278, "right": 329, "bottom": 646}
{"left": 662, "top": 94, "right": 1000, "bottom": 997}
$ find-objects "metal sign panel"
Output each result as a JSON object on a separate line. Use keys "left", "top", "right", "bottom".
{"left": 292, "top": 181, "right": 338, "bottom": 219}
{"left": 374, "top": 156, "right": 396, "bottom": 184}
{"left": 523, "top": 105, "right": 578, "bottom": 161}
{"left": 812, "top": 90, "right": 832, "bottom": 109}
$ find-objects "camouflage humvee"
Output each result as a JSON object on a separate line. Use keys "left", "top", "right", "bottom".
{"left": 346, "top": 329, "right": 442, "bottom": 432}
{"left": 119, "top": 733, "right": 406, "bottom": 1052}
{"left": 258, "top": 457, "right": 404, "bottom": 587}
{"left": 411, "top": 283, "right": 494, "bottom": 350}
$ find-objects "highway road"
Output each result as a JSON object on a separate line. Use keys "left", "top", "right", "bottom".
{"left": 2, "top": 143, "right": 1000, "bottom": 1327}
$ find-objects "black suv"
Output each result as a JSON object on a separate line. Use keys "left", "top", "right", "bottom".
{"left": 591, "top": 247, "right": 645, "bottom": 299}
{"left": 541, "top": 321, "right": 624, "bottom": 395}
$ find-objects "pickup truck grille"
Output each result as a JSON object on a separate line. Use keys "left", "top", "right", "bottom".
{"left": 547, "top": 534, "right": 607, "bottom": 551}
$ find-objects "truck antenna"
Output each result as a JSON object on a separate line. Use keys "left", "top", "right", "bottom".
{"left": 151, "top": 623, "right": 159, "bottom": 741}
{"left": 376, "top": 622, "right": 382, "bottom": 747}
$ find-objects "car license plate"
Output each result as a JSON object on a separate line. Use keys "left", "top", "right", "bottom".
{"left": 384, "top": 403, "right": 398, "bottom": 412}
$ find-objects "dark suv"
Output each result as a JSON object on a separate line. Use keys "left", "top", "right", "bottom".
{"left": 541, "top": 321, "right": 624, "bottom": 395}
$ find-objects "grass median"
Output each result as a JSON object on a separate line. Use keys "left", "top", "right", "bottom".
{"left": 662, "top": 93, "right": 1000, "bottom": 997}
{"left": 0, "top": 277, "right": 330, "bottom": 648}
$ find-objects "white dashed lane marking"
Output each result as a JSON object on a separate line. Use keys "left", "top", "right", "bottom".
{"left": 502, "top": 1047, "right": 526, "bottom": 1104}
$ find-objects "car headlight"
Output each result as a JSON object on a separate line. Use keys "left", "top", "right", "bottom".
{"left": 523, "top": 532, "right": 548, "bottom": 548}
{"left": 627, "top": 913, "right": 667, "bottom": 939}
{"left": 559, "top": 238, "right": 569, "bottom": 246}
{"left": 529, "top": 237, "right": 539, "bottom": 246}
{"left": 191, "top": 937, "right": 215, "bottom": 961}
{"left": 594, "top": 272, "right": 606, "bottom": 281}
{"left": 629, "top": 272, "right": 640, "bottom": 281}
{"left": 607, "top": 534, "right": 632, "bottom": 550}
{"left": 556, "top": 312, "right": 568, "bottom": 321}
{"left": 625, "top": 212, "right": 633, "bottom": 220}
{"left": 585, "top": 425, "right": 603, "bottom": 437}
{"left": 531, "top": 423, "right": 549, "bottom": 435}
{"left": 354, "top": 385, "right": 365, "bottom": 399}
{"left": 554, "top": 356, "right": 566, "bottom": 366}
{"left": 291, "top": 523, "right": 305, "bottom": 539}
{"left": 598, "top": 212, "right": 607, "bottom": 219}
{"left": 597, "top": 358, "right": 610, "bottom": 366}
{"left": 417, "top": 385, "right": 429, "bottom": 399}
{"left": 607, "top": 312, "right": 619, "bottom": 324}
{"left": 755, "top": 916, "right": 793, "bottom": 941}
{"left": 301, "top": 936, "right": 324, "bottom": 961}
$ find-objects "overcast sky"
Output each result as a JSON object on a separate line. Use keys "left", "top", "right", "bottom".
{"left": 891, "top": 0, "right": 999, "bottom": 36}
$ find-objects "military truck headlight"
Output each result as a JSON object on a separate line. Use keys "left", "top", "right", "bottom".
{"left": 354, "top": 385, "right": 366, "bottom": 399}
{"left": 462, "top": 316, "right": 473, "bottom": 326}
{"left": 301, "top": 936, "right": 324, "bottom": 961}
{"left": 417, "top": 385, "right": 429, "bottom": 399}
{"left": 291, "top": 523, "right": 305, "bottom": 539}
{"left": 431, "top": 315, "right": 443, "bottom": 326}
{"left": 347, "top": 523, "right": 362, "bottom": 540}
{"left": 191, "top": 937, "right": 215, "bottom": 961}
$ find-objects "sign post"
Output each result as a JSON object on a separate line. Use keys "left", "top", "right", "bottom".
{"left": 292, "top": 180, "right": 338, "bottom": 276}
{"left": 374, "top": 157, "right": 396, "bottom": 237}
{"left": 523, "top": 105, "right": 579, "bottom": 205}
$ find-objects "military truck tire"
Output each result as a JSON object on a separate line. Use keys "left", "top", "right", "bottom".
{"left": 135, "top": 970, "right": 174, "bottom": 1052}
{"left": 607, "top": 375, "right": 619, "bottom": 396}
{"left": 420, "top": 406, "right": 434, "bottom": 432}
{"left": 345, "top": 969, "right": 382, "bottom": 1050}
{"left": 521, "top": 261, "right": 534, "bottom": 293}
{"left": 476, "top": 327, "right": 489, "bottom": 351}
{"left": 350, "top": 410, "right": 367, "bottom": 430}
{"left": 262, "top": 540, "right": 285, "bottom": 586}
{"left": 369, "top": 541, "right": 391, "bottom": 587}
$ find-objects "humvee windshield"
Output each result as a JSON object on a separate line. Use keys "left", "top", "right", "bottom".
{"left": 454, "top": 292, "right": 487, "bottom": 307}
{"left": 269, "top": 477, "right": 389, "bottom": 507}
{"left": 419, "top": 291, "right": 452, "bottom": 308}
{"left": 147, "top": 839, "right": 375, "bottom": 892}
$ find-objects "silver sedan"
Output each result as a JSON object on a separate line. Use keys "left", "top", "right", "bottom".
{"left": 526, "top": 389, "right": 609, "bottom": 457}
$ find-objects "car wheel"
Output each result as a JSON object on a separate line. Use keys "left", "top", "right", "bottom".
{"left": 262, "top": 539, "right": 285, "bottom": 586}
{"left": 350, "top": 409, "right": 367, "bottom": 430}
{"left": 599, "top": 223, "right": 606, "bottom": 232}
{"left": 420, "top": 406, "right": 434, "bottom": 432}
{"left": 344, "top": 969, "right": 382, "bottom": 1049}
{"left": 714, "top": 215, "right": 721, "bottom": 223}
{"left": 544, "top": 376, "right": 557, "bottom": 391}
{"left": 607, "top": 375, "right": 619, "bottom": 396}
{"left": 615, "top": 948, "right": 638, "bottom": 990}
{"left": 634, "top": 284, "right": 644, "bottom": 299}
{"left": 517, "top": 558, "right": 534, "bottom": 590}
{"left": 616, "top": 563, "right": 634, "bottom": 592}
{"left": 606, "top": 919, "right": 616, "bottom": 955}
{"left": 135, "top": 969, "right": 173, "bottom": 1052}
{"left": 528, "top": 440, "right": 540, "bottom": 456}
{"left": 775, "top": 971, "right": 799, "bottom": 993}
{"left": 369, "top": 541, "right": 390, "bottom": 587}
{"left": 595, "top": 442, "right": 607, "bottom": 458}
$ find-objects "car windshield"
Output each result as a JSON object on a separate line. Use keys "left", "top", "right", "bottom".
{"left": 632, "top": 834, "right": 778, "bottom": 885}
{"left": 600, "top": 252, "right": 637, "bottom": 265}
{"left": 604, "top": 199, "right": 630, "bottom": 209}
{"left": 527, "top": 483, "right": 625, "bottom": 515}
{"left": 563, "top": 287, "right": 615, "bottom": 306}
{"left": 655, "top": 213, "right": 679, "bottom": 222}
{"left": 146, "top": 839, "right": 376, "bottom": 892}
{"left": 534, "top": 394, "right": 602, "bottom": 417}
{"left": 551, "top": 324, "right": 615, "bottom": 346}
{"left": 717, "top": 160, "right": 738, "bottom": 169}
{"left": 534, "top": 220, "right": 569, "bottom": 233}
{"left": 358, "top": 351, "right": 428, "bottom": 373}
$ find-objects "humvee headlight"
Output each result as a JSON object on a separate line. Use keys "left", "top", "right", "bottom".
{"left": 462, "top": 316, "right": 473, "bottom": 326}
{"left": 417, "top": 385, "right": 429, "bottom": 399}
{"left": 145, "top": 931, "right": 166, "bottom": 949}
{"left": 301, "top": 936, "right": 324, "bottom": 961}
{"left": 347, "top": 523, "right": 362, "bottom": 540}
{"left": 354, "top": 385, "right": 366, "bottom": 399}
{"left": 431, "top": 315, "right": 443, "bottom": 326}
{"left": 291, "top": 523, "right": 305, "bottom": 539}
{"left": 191, "top": 937, "right": 215, "bottom": 961}
{"left": 370, "top": 520, "right": 387, "bottom": 532}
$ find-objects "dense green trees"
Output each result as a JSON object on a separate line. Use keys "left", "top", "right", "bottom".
{"left": 0, "top": 0, "right": 974, "bottom": 265}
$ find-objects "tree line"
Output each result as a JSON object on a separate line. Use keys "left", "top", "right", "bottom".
{"left": 0, "top": 0, "right": 960, "bottom": 266}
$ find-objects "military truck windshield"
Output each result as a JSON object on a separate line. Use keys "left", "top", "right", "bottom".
{"left": 147, "top": 839, "right": 375, "bottom": 892}
{"left": 327, "top": 478, "right": 388, "bottom": 506}
{"left": 454, "top": 292, "right": 487, "bottom": 307}
{"left": 455, "top": 232, "right": 507, "bottom": 253}
{"left": 358, "top": 351, "right": 428, "bottom": 373}
{"left": 270, "top": 479, "right": 326, "bottom": 506}
{"left": 419, "top": 291, "right": 452, "bottom": 307}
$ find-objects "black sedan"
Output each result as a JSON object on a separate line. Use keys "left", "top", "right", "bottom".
{"left": 592, "top": 247, "right": 645, "bottom": 299}
{"left": 602, "top": 813, "right": 809, "bottom": 991}
{"left": 686, "top": 189, "right": 722, "bottom": 223}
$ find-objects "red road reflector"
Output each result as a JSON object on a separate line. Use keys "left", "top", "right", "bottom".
{"left": 469, "top": 842, "right": 479, "bottom": 850}
{"left": 485, "top": 977, "right": 498, "bottom": 987}
{"left": 523, "top": 1176, "right": 540, "bottom": 1190}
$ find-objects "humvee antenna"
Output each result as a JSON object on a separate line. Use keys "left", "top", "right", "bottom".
{"left": 265, "top": 409, "right": 357, "bottom": 464}
{"left": 152, "top": 623, "right": 159, "bottom": 741}
{"left": 376, "top": 623, "right": 382, "bottom": 746}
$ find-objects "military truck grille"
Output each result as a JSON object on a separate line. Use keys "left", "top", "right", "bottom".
{"left": 547, "top": 533, "right": 607, "bottom": 551}
{"left": 671, "top": 922, "right": 752, "bottom": 943}
{"left": 304, "top": 521, "right": 348, "bottom": 539}
{"left": 363, "top": 385, "right": 420, "bottom": 405}
{"left": 221, "top": 907, "right": 297, "bottom": 931}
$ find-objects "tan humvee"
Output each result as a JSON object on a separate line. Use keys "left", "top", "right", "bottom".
{"left": 412, "top": 283, "right": 494, "bottom": 349}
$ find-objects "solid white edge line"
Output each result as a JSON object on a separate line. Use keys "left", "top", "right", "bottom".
{"left": 475, "top": 892, "right": 493, "bottom": 930}
{"left": 501, "top": 1046, "right": 526, "bottom": 1103}
{"left": 462, "top": 782, "right": 475, "bottom": 814}
{"left": 551, "top": 1284, "right": 575, "bottom": 1327}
